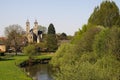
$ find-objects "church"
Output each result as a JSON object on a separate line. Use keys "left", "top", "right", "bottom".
{"left": 26, "top": 20, "right": 43, "bottom": 43}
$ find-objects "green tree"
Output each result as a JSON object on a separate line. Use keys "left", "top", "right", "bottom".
{"left": 23, "top": 44, "right": 37, "bottom": 59}
{"left": 50, "top": 1, "right": 120, "bottom": 80}
{"left": 58, "top": 33, "right": 68, "bottom": 40}
{"left": 93, "top": 29, "right": 109, "bottom": 57}
{"left": 47, "top": 23, "right": 56, "bottom": 34}
{"left": 93, "top": 27, "right": 120, "bottom": 60}
{"left": 4, "top": 24, "right": 24, "bottom": 55}
{"left": 46, "top": 23, "right": 58, "bottom": 51}
{"left": 72, "top": 25, "right": 102, "bottom": 53}
{"left": 51, "top": 27, "right": 120, "bottom": 80}
{"left": 88, "top": 1, "right": 120, "bottom": 27}
{"left": 116, "top": 16, "right": 120, "bottom": 26}
{"left": 71, "top": 24, "right": 87, "bottom": 44}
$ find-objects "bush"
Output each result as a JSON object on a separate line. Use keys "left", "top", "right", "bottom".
{"left": 93, "top": 27, "right": 120, "bottom": 60}
{"left": 23, "top": 44, "right": 37, "bottom": 59}
{"left": 50, "top": 43, "right": 75, "bottom": 68}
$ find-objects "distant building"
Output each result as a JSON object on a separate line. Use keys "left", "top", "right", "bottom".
{"left": 26, "top": 20, "right": 43, "bottom": 43}
{"left": 0, "top": 43, "right": 6, "bottom": 53}
{"left": 0, "top": 37, "right": 6, "bottom": 52}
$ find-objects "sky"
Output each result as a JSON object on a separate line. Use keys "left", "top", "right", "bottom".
{"left": 0, "top": 0, "right": 120, "bottom": 36}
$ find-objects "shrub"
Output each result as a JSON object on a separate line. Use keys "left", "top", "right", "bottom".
{"left": 23, "top": 44, "right": 37, "bottom": 59}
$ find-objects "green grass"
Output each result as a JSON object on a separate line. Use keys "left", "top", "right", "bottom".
{"left": 36, "top": 53, "right": 53, "bottom": 59}
{"left": 0, "top": 53, "right": 54, "bottom": 80}
{"left": 0, "top": 55, "right": 31, "bottom": 80}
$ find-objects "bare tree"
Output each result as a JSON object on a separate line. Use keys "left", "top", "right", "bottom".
{"left": 4, "top": 24, "right": 25, "bottom": 55}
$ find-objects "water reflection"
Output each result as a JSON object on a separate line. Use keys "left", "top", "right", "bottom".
{"left": 25, "top": 64, "right": 53, "bottom": 80}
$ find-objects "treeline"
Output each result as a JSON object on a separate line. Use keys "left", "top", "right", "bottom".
{"left": 2, "top": 22, "right": 71, "bottom": 55}
{"left": 50, "top": 1, "right": 120, "bottom": 80}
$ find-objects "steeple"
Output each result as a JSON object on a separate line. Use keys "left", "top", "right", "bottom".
{"left": 33, "top": 19, "right": 38, "bottom": 35}
{"left": 26, "top": 19, "right": 30, "bottom": 34}
{"left": 34, "top": 19, "right": 38, "bottom": 24}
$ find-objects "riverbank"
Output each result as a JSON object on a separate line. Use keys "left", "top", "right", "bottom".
{"left": 0, "top": 53, "right": 53, "bottom": 80}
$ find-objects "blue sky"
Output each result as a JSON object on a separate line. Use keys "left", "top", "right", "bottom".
{"left": 0, "top": 0, "right": 120, "bottom": 36}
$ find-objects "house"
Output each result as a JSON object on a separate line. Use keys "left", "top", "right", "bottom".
{"left": 0, "top": 37, "right": 6, "bottom": 53}
{"left": 0, "top": 43, "right": 6, "bottom": 56}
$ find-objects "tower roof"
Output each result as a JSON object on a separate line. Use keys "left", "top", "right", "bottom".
{"left": 26, "top": 19, "right": 30, "bottom": 24}
{"left": 34, "top": 19, "right": 38, "bottom": 24}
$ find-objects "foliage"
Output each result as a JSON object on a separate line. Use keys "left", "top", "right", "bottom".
{"left": 94, "top": 27, "right": 120, "bottom": 60}
{"left": 93, "top": 28, "right": 110, "bottom": 57}
{"left": 51, "top": 25, "right": 120, "bottom": 80}
{"left": 46, "top": 34, "right": 58, "bottom": 51}
{"left": 35, "top": 42, "right": 47, "bottom": 51}
{"left": 116, "top": 16, "right": 120, "bottom": 26}
{"left": 71, "top": 25, "right": 102, "bottom": 56}
{"left": 71, "top": 24, "right": 87, "bottom": 44}
{"left": 47, "top": 23, "right": 56, "bottom": 34}
{"left": 50, "top": 43, "right": 75, "bottom": 68}
{"left": 4, "top": 24, "right": 25, "bottom": 55}
{"left": 51, "top": 44, "right": 120, "bottom": 80}
{"left": 38, "top": 25, "right": 47, "bottom": 34}
{"left": 23, "top": 44, "right": 38, "bottom": 59}
{"left": 58, "top": 33, "right": 67, "bottom": 40}
{"left": 88, "top": 1, "right": 120, "bottom": 27}
{"left": 50, "top": 1, "right": 120, "bottom": 80}
{"left": 46, "top": 23, "right": 58, "bottom": 51}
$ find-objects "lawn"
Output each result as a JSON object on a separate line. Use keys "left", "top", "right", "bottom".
{"left": 0, "top": 55, "right": 31, "bottom": 80}
{"left": 0, "top": 53, "right": 53, "bottom": 80}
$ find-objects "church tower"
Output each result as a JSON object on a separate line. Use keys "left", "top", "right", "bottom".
{"left": 26, "top": 19, "right": 30, "bottom": 34}
{"left": 33, "top": 20, "right": 38, "bottom": 35}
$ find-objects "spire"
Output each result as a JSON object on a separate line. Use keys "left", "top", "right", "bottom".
{"left": 26, "top": 19, "right": 30, "bottom": 24}
{"left": 34, "top": 19, "right": 38, "bottom": 24}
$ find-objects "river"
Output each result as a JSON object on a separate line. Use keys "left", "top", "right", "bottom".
{"left": 25, "top": 64, "right": 53, "bottom": 80}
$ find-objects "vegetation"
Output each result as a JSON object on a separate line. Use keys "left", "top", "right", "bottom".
{"left": 88, "top": 1, "right": 120, "bottom": 27}
{"left": 38, "top": 25, "right": 47, "bottom": 34}
{"left": 93, "top": 27, "right": 120, "bottom": 60}
{"left": 4, "top": 24, "right": 26, "bottom": 55}
{"left": 51, "top": 1, "right": 120, "bottom": 80}
{"left": 57, "top": 33, "right": 68, "bottom": 40}
{"left": 47, "top": 23, "right": 56, "bottom": 34}
{"left": 23, "top": 44, "right": 38, "bottom": 59}
{"left": 0, "top": 53, "right": 53, "bottom": 80}
{"left": 0, "top": 55, "right": 31, "bottom": 80}
{"left": 46, "top": 23, "right": 58, "bottom": 51}
{"left": 1, "top": 1, "right": 120, "bottom": 80}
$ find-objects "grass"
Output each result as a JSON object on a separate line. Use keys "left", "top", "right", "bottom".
{"left": 36, "top": 53, "right": 53, "bottom": 59}
{"left": 0, "top": 53, "right": 54, "bottom": 80}
{"left": 0, "top": 55, "right": 31, "bottom": 80}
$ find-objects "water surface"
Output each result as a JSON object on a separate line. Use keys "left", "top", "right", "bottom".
{"left": 25, "top": 64, "right": 53, "bottom": 80}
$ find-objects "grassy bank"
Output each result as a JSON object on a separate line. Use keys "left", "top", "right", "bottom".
{"left": 0, "top": 53, "right": 54, "bottom": 80}
{"left": 0, "top": 55, "right": 31, "bottom": 80}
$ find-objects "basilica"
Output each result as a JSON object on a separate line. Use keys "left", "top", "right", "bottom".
{"left": 26, "top": 20, "right": 43, "bottom": 43}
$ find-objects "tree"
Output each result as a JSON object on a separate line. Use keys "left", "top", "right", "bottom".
{"left": 4, "top": 24, "right": 25, "bottom": 55}
{"left": 47, "top": 23, "right": 56, "bottom": 34}
{"left": 23, "top": 44, "right": 37, "bottom": 59}
{"left": 116, "top": 16, "right": 120, "bottom": 26}
{"left": 51, "top": 27, "right": 120, "bottom": 80}
{"left": 46, "top": 23, "right": 58, "bottom": 51}
{"left": 50, "top": 1, "right": 120, "bottom": 80}
{"left": 88, "top": 1, "right": 120, "bottom": 27}
{"left": 93, "top": 27, "right": 120, "bottom": 60}
{"left": 59, "top": 33, "right": 67, "bottom": 40}
{"left": 38, "top": 25, "right": 47, "bottom": 34}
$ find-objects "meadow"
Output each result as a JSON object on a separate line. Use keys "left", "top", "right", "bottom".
{"left": 0, "top": 53, "right": 53, "bottom": 80}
